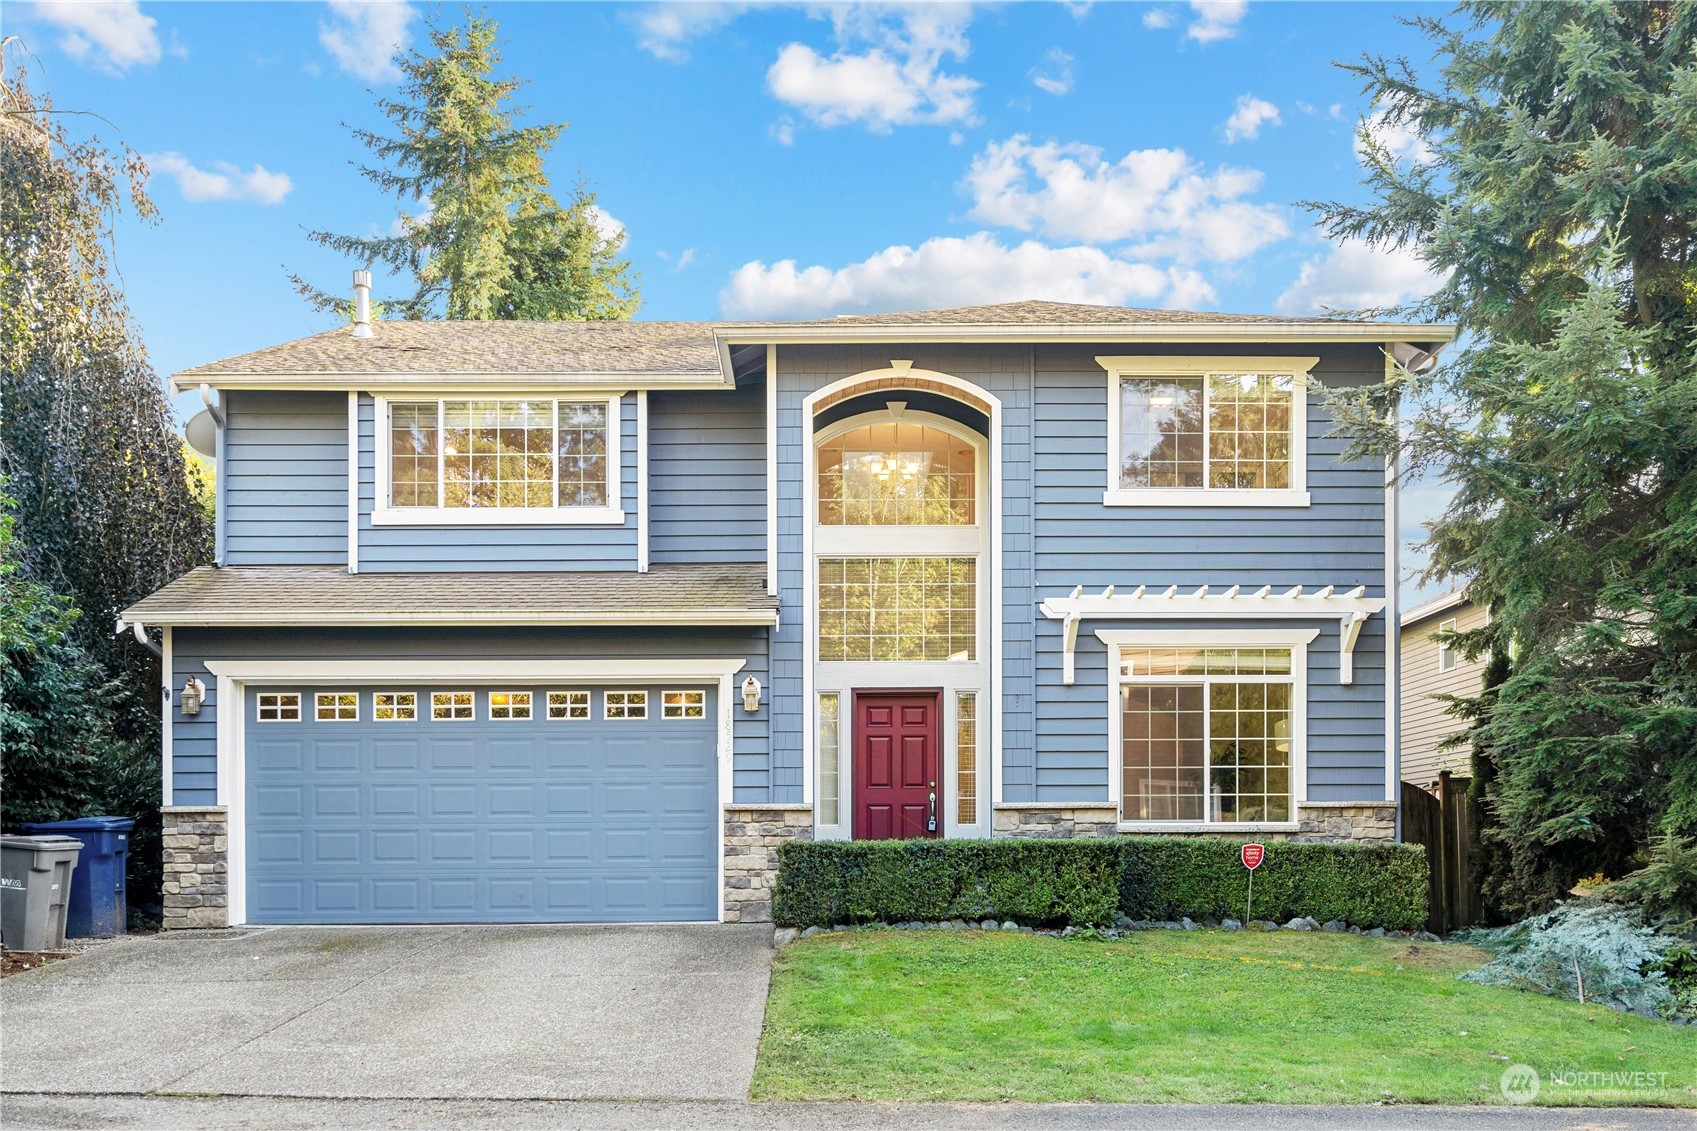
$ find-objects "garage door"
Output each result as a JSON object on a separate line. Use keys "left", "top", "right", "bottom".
{"left": 245, "top": 684, "right": 718, "bottom": 923}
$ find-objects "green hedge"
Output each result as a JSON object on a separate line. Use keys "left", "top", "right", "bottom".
{"left": 774, "top": 837, "right": 1429, "bottom": 931}
{"left": 1120, "top": 837, "right": 1428, "bottom": 931}
{"left": 773, "top": 839, "right": 1121, "bottom": 928}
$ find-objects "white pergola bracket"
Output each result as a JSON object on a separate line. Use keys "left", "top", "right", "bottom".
{"left": 1040, "top": 583, "right": 1387, "bottom": 686}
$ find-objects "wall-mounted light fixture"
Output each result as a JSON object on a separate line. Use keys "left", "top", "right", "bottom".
{"left": 181, "top": 677, "right": 206, "bottom": 717}
{"left": 741, "top": 675, "right": 762, "bottom": 713}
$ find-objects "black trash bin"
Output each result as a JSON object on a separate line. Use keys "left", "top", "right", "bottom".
{"left": 19, "top": 817, "right": 133, "bottom": 937}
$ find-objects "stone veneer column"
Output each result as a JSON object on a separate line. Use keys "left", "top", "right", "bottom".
{"left": 1291, "top": 801, "right": 1397, "bottom": 842}
{"left": 160, "top": 806, "right": 229, "bottom": 929}
{"left": 723, "top": 804, "right": 813, "bottom": 923}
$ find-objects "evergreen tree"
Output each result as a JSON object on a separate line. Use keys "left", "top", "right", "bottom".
{"left": 0, "top": 54, "right": 212, "bottom": 743}
{"left": 292, "top": 12, "right": 638, "bottom": 321}
{"left": 1309, "top": 2, "right": 1697, "bottom": 918}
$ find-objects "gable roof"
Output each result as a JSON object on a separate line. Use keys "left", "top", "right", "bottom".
{"left": 173, "top": 300, "right": 1454, "bottom": 390}
{"left": 122, "top": 563, "right": 779, "bottom": 627}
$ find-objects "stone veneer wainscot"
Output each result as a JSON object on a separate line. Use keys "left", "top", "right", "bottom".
{"left": 994, "top": 800, "right": 1396, "bottom": 843}
{"left": 723, "top": 804, "right": 813, "bottom": 923}
{"left": 161, "top": 806, "right": 228, "bottom": 929}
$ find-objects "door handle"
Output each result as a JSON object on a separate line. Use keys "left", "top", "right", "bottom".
{"left": 927, "top": 780, "right": 937, "bottom": 833}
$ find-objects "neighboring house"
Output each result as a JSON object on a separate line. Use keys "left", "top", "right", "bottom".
{"left": 124, "top": 298, "right": 1453, "bottom": 928}
{"left": 1400, "top": 590, "right": 1490, "bottom": 789}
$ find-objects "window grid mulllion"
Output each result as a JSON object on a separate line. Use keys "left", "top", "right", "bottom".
{"left": 956, "top": 691, "right": 978, "bottom": 825}
{"left": 388, "top": 397, "right": 611, "bottom": 511}
{"left": 373, "top": 692, "right": 417, "bottom": 721}
{"left": 1117, "top": 371, "right": 1295, "bottom": 492}
{"left": 489, "top": 691, "right": 533, "bottom": 720}
{"left": 605, "top": 690, "right": 648, "bottom": 720}
{"left": 1118, "top": 647, "right": 1295, "bottom": 825}
{"left": 816, "top": 556, "right": 978, "bottom": 662}
{"left": 546, "top": 690, "right": 591, "bottom": 720}
{"left": 662, "top": 690, "right": 706, "bottom": 719}
{"left": 314, "top": 692, "right": 359, "bottom": 722}
{"left": 430, "top": 691, "right": 476, "bottom": 721}
{"left": 256, "top": 692, "right": 301, "bottom": 722}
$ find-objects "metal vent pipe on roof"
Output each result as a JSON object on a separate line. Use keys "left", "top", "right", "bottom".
{"left": 352, "top": 270, "right": 373, "bottom": 338}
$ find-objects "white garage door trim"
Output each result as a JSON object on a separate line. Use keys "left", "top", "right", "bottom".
{"left": 207, "top": 659, "right": 747, "bottom": 926}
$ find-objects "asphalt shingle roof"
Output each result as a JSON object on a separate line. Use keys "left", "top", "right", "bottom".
{"left": 123, "top": 563, "right": 778, "bottom": 626}
{"left": 793, "top": 300, "right": 1316, "bottom": 327}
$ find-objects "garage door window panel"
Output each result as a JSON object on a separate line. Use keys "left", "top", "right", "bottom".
{"left": 490, "top": 691, "right": 533, "bottom": 720}
{"left": 662, "top": 690, "right": 705, "bottom": 719}
{"left": 374, "top": 692, "right": 417, "bottom": 721}
{"left": 315, "top": 692, "right": 359, "bottom": 721}
{"left": 547, "top": 691, "right": 590, "bottom": 720}
{"left": 431, "top": 692, "right": 475, "bottom": 721}
{"left": 606, "top": 691, "right": 648, "bottom": 719}
{"left": 258, "top": 693, "right": 301, "bottom": 722}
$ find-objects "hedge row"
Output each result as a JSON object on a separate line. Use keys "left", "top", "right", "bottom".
{"left": 773, "top": 839, "right": 1121, "bottom": 928}
{"left": 773, "top": 837, "right": 1428, "bottom": 931}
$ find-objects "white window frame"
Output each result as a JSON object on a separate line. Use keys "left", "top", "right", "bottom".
{"left": 605, "top": 690, "right": 648, "bottom": 719}
{"left": 546, "top": 690, "right": 591, "bottom": 720}
{"left": 373, "top": 691, "right": 417, "bottom": 721}
{"left": 314, "top": 691, "right": 360, "bottom": 722}
{"left": 489, "top": 690, "right": 533, "bottom": 720}
{"left": 372, "top": 393, "right": 625, "bottom": 526}
{"left": 1098, "top": 355, "right": 1317, "bottom": 508}
{"left": 256, "top": 692, "right": 301, "bottom": 722}
{"left": 430, "top": 691, "right": 476, "bottom": 721}
{"left": 1437, "top": 617, "right": 1458, "bottom": 673}
{"left": 662, "top": 689, "right": 706, "bottom": 719}
{"left": 1100, "top": 628, "right": 1316, "bottom": 832}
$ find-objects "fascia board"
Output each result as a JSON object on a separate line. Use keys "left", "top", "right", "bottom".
{"left": 121, "top": 609, "right": 780, "bottom": 628}
{"left": 716, "top": 323, "right": 1457, "bottom": 348}
{"left": 170, "top": 371, "right": 734, "bottom": 393}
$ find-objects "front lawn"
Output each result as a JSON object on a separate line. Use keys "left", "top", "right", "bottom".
{"left": 754, "top": 928, "right": 1696, "bottom": 1106}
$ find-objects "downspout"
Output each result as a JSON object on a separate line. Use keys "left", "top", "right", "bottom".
{"left": 116, "top": 617, "right": 163, "bottom": 659}
{"left": 201, "top": 383, "right": 226, "bottom": 567}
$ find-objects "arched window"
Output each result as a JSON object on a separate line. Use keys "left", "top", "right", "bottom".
{"left": 816, "top": 418, "right": 977, "bottom": 526}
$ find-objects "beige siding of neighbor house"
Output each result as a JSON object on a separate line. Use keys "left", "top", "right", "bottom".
{"left": 1401, "top": 600, "right": 1490, "bottom": 787}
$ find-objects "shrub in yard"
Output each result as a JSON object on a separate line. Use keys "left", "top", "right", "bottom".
{"left": 1119, "top": 837, "right": 1428, "bottom": 930}
{"left": 1455, "top": 900, "right": 1680, "bottom": 1018}
{"left": 773, "top": 839, "right": 1121, "bottom": 928}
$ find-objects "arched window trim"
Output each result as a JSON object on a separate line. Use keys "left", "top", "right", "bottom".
{"left": 813, "top": 408, "right": 986, "bottom": 532}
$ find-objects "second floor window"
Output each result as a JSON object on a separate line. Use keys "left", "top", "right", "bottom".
{"left": 817, "top": 420, "right": 977, "bottom": 525}
{"left": 388, "top": 398, "right": 613, "bottom": 510}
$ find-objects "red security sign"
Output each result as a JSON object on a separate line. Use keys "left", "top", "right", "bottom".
{"left": 1241, "top": 843, "right": 1266, "bottom": 870}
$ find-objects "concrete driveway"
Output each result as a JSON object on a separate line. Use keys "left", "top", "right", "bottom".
{"left": 0, "top": 924, "right": 773, "bottom": 1101}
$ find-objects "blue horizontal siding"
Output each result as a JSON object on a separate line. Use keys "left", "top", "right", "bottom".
{"left": 649, "top": 381, "right": 767, "bottom": 564}
{"left": 223, "top": 391, "right": 348, "bottom": 566}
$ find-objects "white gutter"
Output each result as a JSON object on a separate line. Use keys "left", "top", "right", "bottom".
{"left": 170, "top": 372, "right": 733, "bottom": 393}
{"left": 116, "top": 609, "right": 782, "bottom": 628}
{"left": 719, "top": 322, "right": 1457, "bottom": 348}
{"left": 114, "top": 617, "right": 163, "bottom": 658}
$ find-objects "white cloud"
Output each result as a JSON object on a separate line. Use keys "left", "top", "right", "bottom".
{"left": 1356, "top": 107, "right": 1437, "bottom": 166}
{"left": 1295, "top": 100, "right": 1315, "bottom": 116}
{"left": 720, "top": 232, "right": 1214, "bottom": 320}
{"left": 1186, "top": 0, "right": 1247, "bottom": 43}
{"left": 587, "top": 205, "right": 625, "bottom": 244}
{"left": 145, "top": 153, "right": 294, "bottom": 205}
{"left": 1274, "top": 237, "right": 1446, "bottom": 315}
{"left": 1221, "top": 94, "right": 1280, "bottom": 143}
{"left": 961, "top": 134, "right": 1288, "bottom": 262}
{"left": 766, "top": 5, "right": 980, "bottom": 133}
{"left": 630, "top": 2, "right": 748, "bottom": 62}
{"left": 1142, "top": 8, "right": 1175, "bottom": 29}
{"left": 319, "top": 1, "right": 415, "bottom": 83}
{"left": 28, "top": 0, "right": 162, "bottom": 72}
{"left": 1030, "top": 48, "right": 1074, "bottom": 96}
{"left": 675, "top": 248, "right": 697, "bottom": 272}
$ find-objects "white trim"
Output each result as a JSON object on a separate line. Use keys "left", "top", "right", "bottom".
{"left": 1099, "top": 628, "right": 1312, "bottom": 830}
{"left": 1437, "top": 617, "right": 1459, "bottom": 673}
{"left": 766, "top": 345, "right": 778, "bottom": 598}
{"left": 717, "top": 673, "right": 733, "bottom": 922}
{"left": 347, "top": 392, "right": 360, "bottom": 574}
{"left": 203, "top": 659, "right": 748, "bottom": 683}
{"left": 161, "top": 626, "right": 173, "bottom": 807}
{"left": 636, "top": 389, "right": 649, "bottom": 573}
{"left": 216, "top": 673, "right": 245, "bottom": 924}
{"left": 800, "top": 367, "right": 1004, "bottom": 831}
{"left": 133, "top": 608, "right": 779, "bottom": 628}
{"left": 212, "top": 394, "right": 226, "bottom": 567}
{"left": 1385, "top": 348, "right": 1401, "bottom": 810}
{"left": 1402, "top": 589, "right": 1468, "bottom": 626}
{"left": 371, "top": 393, "right": 624, "bottom": 526}
{"left": 176, "top": 373, "right": 732, "bottom": 393}
{"left": 1098, "top": 355, "right": 1316, "bottom": 508}
{"left": 1043, "top": 584, "right": 1385, "bottom": 686}
{"left": 719, "top": 323, "right": 1456, "bottom": 348}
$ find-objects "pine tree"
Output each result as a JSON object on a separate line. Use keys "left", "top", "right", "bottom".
{"left": 1308, "top": 2, "right": 1697, "bottom": 918}
{"left": 292, "top": 12, "right": 638, "bottom": 321}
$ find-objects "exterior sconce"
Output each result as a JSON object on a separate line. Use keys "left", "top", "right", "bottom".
{"left": 741, "top": 675, "right": 761, "bottom": 713}
{"left": 181, "top": 677, "right": 206, "bottom": 717}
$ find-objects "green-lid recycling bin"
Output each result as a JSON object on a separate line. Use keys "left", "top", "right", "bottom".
{"left": 19, "top": 817, "right": 133, "bottom": 937}
{"left": 0, "top": 835, "right": 83, "bottom": 951}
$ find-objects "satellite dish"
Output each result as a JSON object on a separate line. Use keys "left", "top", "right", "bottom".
{"left": 184, "top": 409, "right": 218, "bottom": 458}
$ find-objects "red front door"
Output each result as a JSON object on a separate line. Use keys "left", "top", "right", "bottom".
{"left": 853, "top": 691, "right": 941, "bottom": 840}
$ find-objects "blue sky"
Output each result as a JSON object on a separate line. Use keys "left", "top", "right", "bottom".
{"left": 10, "top": 0, "right": 1454, "bottom": 597}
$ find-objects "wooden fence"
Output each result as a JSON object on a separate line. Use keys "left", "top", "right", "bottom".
{"left": 1401, "top": 771, "right": 1481, "bottom": 934}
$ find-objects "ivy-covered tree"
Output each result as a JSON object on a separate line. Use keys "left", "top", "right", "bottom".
{"left": 0, "top": 54, "right": 212, "bottom": 741}
{"left": 1308, "top": 1, "right": 1697, "bottom": 918}
{"left": 292, "top": 11, "right": 638, "bottom": 321}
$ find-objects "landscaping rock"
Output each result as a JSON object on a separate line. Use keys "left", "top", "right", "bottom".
{"left": 1113, "top": 915, "right": 1135, "bottom": 929}
{"left": 1180, "top": 917, "right": 1197, "bottom": 931}
{"left": 1322, "top": 920, "right": 1348, "bottom": 933}
{"left": 1413, "top": 931, "right": 1443, "bottom": 943}
{"left": 950, "top": 919, "right": 970, "bottom": 930}
{"left": 1364, "top": 927, "right": 1386, "bottom": 938}
{"left": 774, "top": 928, "right": 800, "bottom": 947}
{"left": 1203, "top": 916, "right": 1220, "bottom": 928}
{"left": 800, "top": 926, "right": 824, "bottom": 939}
{"left": 981, "top": 919, "right": 998, "bottom": 930}
{"left": 1284, "top": 917, "right": 1313, "bottom": 931}
{"left": 1222, "top": 918, "right": 1242, "bottom": 931}
{"left": 1387, "top": 930, "right": 1409, "bottom": 938}
{"left": 1349, "top": 925, "right": 1363, "bottom": 934}
{"left": 1158, "top": 920, "right": 1183, "bottom": 930}
{"left": 1001, "top": 921, "right": 1018, "bottom": 931}
{"left": 1249, "top": 920, "right": 1280, "bottom": 931}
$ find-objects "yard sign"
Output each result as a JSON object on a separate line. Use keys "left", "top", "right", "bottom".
{"left": 1241, "top": 843, "right": 1265, "bottom": 924}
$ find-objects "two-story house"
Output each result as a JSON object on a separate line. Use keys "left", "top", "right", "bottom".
{"left": 124, "top": 296, "right": 1453, "bottom": 928}
{"left": 1400, "top": 590, "right": 1489, "bottom": 789}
